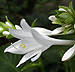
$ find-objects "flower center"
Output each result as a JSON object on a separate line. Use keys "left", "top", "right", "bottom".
{"left": 20, "top": 44, "right": 26, "bottom": 48}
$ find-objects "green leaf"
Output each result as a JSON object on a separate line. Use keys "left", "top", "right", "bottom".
{"left": 31, "top": 18, "right": 37, "bottom": 27}
{"left": 69, "top": 2, "right": 75, "bottom": 18}
{"left": 69, "top": 2, "right": 73, "bottom": 9}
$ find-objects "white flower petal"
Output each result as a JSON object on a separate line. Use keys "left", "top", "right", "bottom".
{"left": 31, "top": 50, "right": 42, "bottom": 62}
{"left": 20, "top": 19, "right": 31, "bottom": 32}
{"left": 62, "top": 45, "right": 75, "bottom": 61}
{"left": 32, "top": 27, "right": 52, "bottom": 36}
{"left": 32, "top": 29, "right": 74, "bottom": 46}
{"left": 16, "top": 50, "right": 40, "bottom": 67}
{"left": 9, "top": 28, "right": 32, "bottom": 39}
{"left": 46, "top": 36, "right": 74, "bottom": 45}
{"left": 15, "top": 25, "right": 22, "bottom": 30}
{"left": 21, "top": 38, "right": 42, "bottom": 52}
{"left": 4, "top": 37, "right": 42, "bottom": 54}
{"left": 31, "top": 29, "right": 52, "bottom": 46}
{"left": 51, "top": 27, "right": 64, "bottom": 35}
{"left": 4, "top": 40, "right": 26, "bottom": 54}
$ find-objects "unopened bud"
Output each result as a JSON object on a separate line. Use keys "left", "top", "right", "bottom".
{"left": 48, "top": 15, "right": 56, "bottom": 21}
{"left": 3, "top": 31, "right": 10, "bottom": 35}
{"left": 5, "top": 22, "right": 12, "bottom": 28}
{"left": 59, "top": 8, "right": 66, "bottom": 12}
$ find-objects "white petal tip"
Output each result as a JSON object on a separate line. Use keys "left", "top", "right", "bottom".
{"left": 15, "top": 25, "right": 22, "bottom": 30}
{"left": 31, "top": 58, "right": 35, "bottom": 62}
{"left": 16, "top": 64, "right": 20, "bottom": 67}
{"left": 16, "top": 65, "right": 19, "bottom": 67}
{"left": 61, "top": 57, "right": 66, "bottom": 61}
{"left": 4, "top": 49, "right": 7, "bottom": 53}
{"left": 61, "top": 47, "right": 75, "bottom": 62}
{"left": 61, "top": 56, "right": 70, "bottom": 61}
{"left": 4, "top": 51, "right": 6, "bottom": 53}
{"left": 61, "top": 55, "right": 71, "bottom": 62}
{"left": 61, "top": 54, "right": 72, "bottom": 62}
{"left": 21, "top": 19, "right": 25, "bottom": 22}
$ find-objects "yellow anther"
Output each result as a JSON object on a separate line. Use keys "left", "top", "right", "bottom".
{"left": 20, "top": 44, "right": 26, "bottom": 48}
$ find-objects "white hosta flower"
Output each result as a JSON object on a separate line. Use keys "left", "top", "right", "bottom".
{"left": 4, "top": 19, "right": 74, "bottom": 67}
{"left": 5, "top": 22, "right": 12, "bottom": 28}
{"left": 2, "top": 31, "right": 10, "bottom": 35}
{"left": 62, "top": 45, "right": 75, "bottom": 61}
{"left": 8, "top": 19, "right": 52, "bottom": 39}
{"left": 58, "top": 8, "right": 67, "bottom": 12}
{"left": 48, "top": 15, "right": 57, "bottom": 21}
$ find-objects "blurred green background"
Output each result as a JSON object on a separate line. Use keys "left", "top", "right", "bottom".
{"left": 0, "top": 0, "right": 75, "bottom": 72}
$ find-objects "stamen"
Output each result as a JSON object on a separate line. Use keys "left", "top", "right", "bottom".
{"left": 20, "top": 44, "right": 26, "bottom": 48}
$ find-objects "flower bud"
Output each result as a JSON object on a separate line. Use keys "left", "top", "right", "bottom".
{"left": 58, "top": 8, "right": 67, "bottom": 12}
{"left": 5, "top": 22, "right": 12, "bottom": 28}
{"left": 2, "top": 31, "right": 10, "bottom": 36}
{"left": 48, "top": 15, "right": 56, "bottom": 21}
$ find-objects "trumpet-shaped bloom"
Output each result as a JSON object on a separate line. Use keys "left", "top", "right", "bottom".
{"left": 4, "top": 19, "right": 74, "bottom": 67}
{"left": 62, "top": 45, "right": 75, "bottom": 61}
